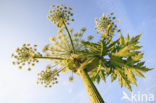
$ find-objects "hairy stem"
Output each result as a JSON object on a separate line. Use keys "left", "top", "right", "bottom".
{"left": 79, "top": 69, "right": 105, "bottom": 103}
{"left": 62, "top": 20, "right": 75, "bottom": 53}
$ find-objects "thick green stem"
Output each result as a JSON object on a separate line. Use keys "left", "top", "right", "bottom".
{"left": 62, "top": 20, "right": 75, "bottom": 53}
{"left": 79, "top": 69, "right": 105, "bottom": 103}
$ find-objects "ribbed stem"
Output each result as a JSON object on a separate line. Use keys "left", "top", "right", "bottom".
{"left": 79, "top": 69, "right": 105, "bottom": 103}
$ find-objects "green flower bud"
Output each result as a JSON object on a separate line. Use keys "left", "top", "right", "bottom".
{"left": 28, "top": 68, "right": 31, "bottom": 71}
{"left": 117, "top": 29, "right": 121, "bottom": 32}
{"left": 19, "top": 66, "right": 22, "bottom": 69}
{"left": 87, "top": 35, "right": 94, "bottom": 41}
{"left": 32, "top": 63, "right": 35, "bottom": 66}
{"left": 113, "top": 17, "right": 116, "bottom": 19}
{"left": 12, "top": 61, "right": 16, "bottom": 65}
{"left": 51, "top": 5, "right": 55, "bottom": 8}
{"left": 69, "top": 76, "right": 74, "bottom": 82}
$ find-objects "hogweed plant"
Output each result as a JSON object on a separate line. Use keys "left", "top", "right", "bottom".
{"left": 11, "top": 4, "right": 151, "bottom": 103}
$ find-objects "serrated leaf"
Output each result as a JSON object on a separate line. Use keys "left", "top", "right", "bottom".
{"left": 107, "top": 39, "right": 118, "bottom": 50}
{"left": 132, "top": 69, "right": 145, "bottom": 78}
{"left": 115, "top": 69, "right": 132, "bottom": 91}
{"left": 113, "top": 44, "right": 141, "bottom": 57}
{"left": 125, "top": 68, "right": 137, "bottom": 86}
{"left": 110, "top": 55, "right": 125, "bottom": 66}
{"left": 99, "top": 71, "right": 106, "bottom": 83}
{"left": 136, "top": 67, "right": 152, "bottom": 73}
{"left": 118, "top": 77, "right": 123, "bottom": 88}
{"left": 136, "top": 62, "right": 145, "bottom": 67}
{"left": 104, "top": 67, "right": 111, "bottom": 75}
{"left": 119, "top": 34, "right": 124, "bottom": 46}
{"left": 111, "top": 73, "right": 117, "bottom": 82}
{"left": 130, "top": 33, "right": 142, "bottom": 45}
{"left": 125, "top": 34, "right": 130, "bottom": 44}
{"left": 96, "top": 74, "right": 101, "bottom": 84}
{"left": 132, "top": 53, "right": 144, "bottom": 61}
{"left": 82, "top": 41, "right": 100, "bottom": 52}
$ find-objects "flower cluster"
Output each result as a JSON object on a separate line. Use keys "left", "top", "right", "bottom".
{"left": 42, "top": 27, "right": 88, "bottom": 73}
{"left": 37, "top": 65, "right": 59, "bottom": 88}
{"left": 11, "top": 44, "right": 41, "bottom": 71}
{"left": 48, "top": 4, "right": 74, "bottom": 28}
{"left": 43, "top": 32, "right": 70, "bottom": 67}
{"left": 72, "top": 27, "right": 89, "bottom": 51}
{"left": 94, "top": 13, "right": 120, "bottom": 39}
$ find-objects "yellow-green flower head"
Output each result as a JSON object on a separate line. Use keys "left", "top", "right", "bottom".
{"left": 78, "top": 33, "right": 83, "bottom": 37}
{"left": 80, "top": 27, "right": 87, "bottom": 33}
{"left": 46, "top": 65, "right": 51, "bottom": 71}
{"left": 19, "top": 66, "right": 22, "bottom": 69}
{"left": 68, "top": 28, "right": 73, "bottom": 33}
{"left": 42, "top": 44, "right": 49, "bottom": 52}
{"left": 27, "top": 68, "right": 31, "bottom": 71}
{"left": 57, "top": 28, "right": 64, "bottom": 34}
{"left": 87, "top": 35, "right": 94, "bottom": 41}
{"left": 74, "top": 33, "right": 78, "bottom": 37}
{"left": 48, "top": 45, "right": 54, "bottom": 51}
{"left": 57, "top": 35, "right": 62, "bottom": 40}
{"left": 48, "top": 4, "right": 74, "bottom": 28}
{"left": 49, "top": 36, "right": 56, "bottom": 43}
{"left": 12, "top": 61, "right": 15, "bottom": 65}
{"left": 37, "top": 66, "right": 59, "bottom": 87}
{"left": 94, "top": 13, "right": 118, "bottom": 38}
{"left": 11, "top": 44, "right": 40, "bottom": 70}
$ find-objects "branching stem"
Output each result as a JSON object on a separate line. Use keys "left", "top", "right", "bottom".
{"left": 49, "top": 66, "right": 66, "bottom": 79}
{"left": 62, "top": 20, "right": 75, "bottom": 53}
{"left": 34, "top": 57, "right": 65, "bottom": 60}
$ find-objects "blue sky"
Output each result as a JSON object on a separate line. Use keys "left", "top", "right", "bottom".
{"left": 0, "top": 0, "right": 156, "bottom": 103}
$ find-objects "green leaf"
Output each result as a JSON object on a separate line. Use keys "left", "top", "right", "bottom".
{"left": 115, "top": 69, "right": 132, "bottom": 91}
{"left": 81, "top": 41, "right": 100, "bottom": 52}
{"left": 99, "top": 70, "right": 106, "bottom": 82}
{"left": 109, "top": 55, "right": 125, "bottom": 67}
{"left": 104, "top": 67, "right": 111, "bottom": 75}
{"left": 96, "top": 75, "right": 101, "bottom": 84}
{"left": 107, "top": 39, "right": 118, "bottom": 52}
{"left": 136, "top": 62, "right": 145, "bottom": 67}
{"left": 136, "top": 67, "right": 152, "bottom": 73}
{"left": 85, "top": 57, "right": 100, "bottom": 72}
{"left": 132, "top": 53, "right": 144, "bottom": 61}
{"left": 130, "top": 33, "right": 142, "bottom": 45}
{"left": 125, "top": 68, "right": 137, "bottom": 86}
{"left": 119, "top": 34, "right": 124, "bottom": 46}
{"left": 125, "top": 34, "right": 130, "bottom": 44}
{"left": 113, "top": 44, "right": 141, "bottom": 57}
{"left": 118, "top": 77, "right": 123, "bottom": 88}
{"left": 111, "top": 73, "right": 117, "bottom": 82}
{"left": 132, "top": 69, "right": 145, "bottom": 78}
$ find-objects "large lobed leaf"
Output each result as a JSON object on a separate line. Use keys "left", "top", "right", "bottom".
{"left": 81, "top": 33, "right": 151, "bottom": 91}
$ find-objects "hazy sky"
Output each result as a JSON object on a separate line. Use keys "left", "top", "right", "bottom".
{"left": 0, "top": 0, "right": 156, "bottom": 103}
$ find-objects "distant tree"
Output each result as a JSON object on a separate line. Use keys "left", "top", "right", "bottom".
{"left": 11, "top": 4, "right": 151, "bottom": 103}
